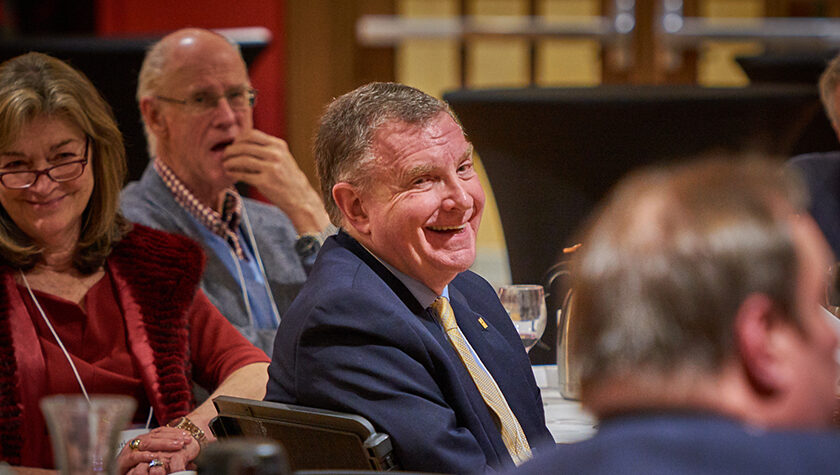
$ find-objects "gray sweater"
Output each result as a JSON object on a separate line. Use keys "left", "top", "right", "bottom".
{"left": 121, "top": 163, "right": 312, "bottom": 356}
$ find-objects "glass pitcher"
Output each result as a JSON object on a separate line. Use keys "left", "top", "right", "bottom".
{"left": 556, "top": 287, "right": 581, "bottom": 400}
{"left": 547, "top": 244, "right": 582, "bottom": 401}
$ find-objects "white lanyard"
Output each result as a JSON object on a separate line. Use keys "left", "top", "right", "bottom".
{"left": 21, "top": 269, "right": 156, "bottom": 428}
{"left": 20, "top": 270, "right": 90, "bottom": 403}
{"left": 231, "top": 205, "right": 281, "bottom": 328}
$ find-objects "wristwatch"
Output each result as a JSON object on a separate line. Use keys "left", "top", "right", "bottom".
{"left": 295, "top": 232, "right": 322, "bottom": 259}
{"left": 167, "top": 416, "right": 207, "bottom": 446}
{"left": 295, "top": 224, "right": 337, "bottom": 259}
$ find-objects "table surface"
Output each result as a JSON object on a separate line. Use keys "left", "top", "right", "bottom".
{"left": 532, "top": 365, "right": 597, "bottom": 444}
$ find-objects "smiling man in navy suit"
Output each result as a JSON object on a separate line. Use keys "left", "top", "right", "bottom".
{"left": 265, "top": 82, "right": 554, "bottom": 474}
{"left": 511, "top": 157, "right": 840, "bottom": 475}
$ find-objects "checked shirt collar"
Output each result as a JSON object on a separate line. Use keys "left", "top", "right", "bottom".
{"left": 153, "top": 158, "right": 245, "bottom": 259}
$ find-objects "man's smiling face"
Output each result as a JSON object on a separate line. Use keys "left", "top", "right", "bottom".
{"left": 357, "top": 112, "right": 485, "bottom": 293}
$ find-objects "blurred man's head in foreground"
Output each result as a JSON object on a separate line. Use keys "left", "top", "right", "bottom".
{"left": 571, "top": 156, "right": 838, "bottom": 429}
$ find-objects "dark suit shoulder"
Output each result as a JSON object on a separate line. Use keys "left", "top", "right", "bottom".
{"left": 267, "top": 237, "right": 445, "bottom": 403}
{"left": 510, "top": 413, "right": 840, "bottom": 475}
{"left": 298, "top": 244, "right": 429, "bottom": 334}
{"left": 789, "top": 151, "right": 840, "bottom": 184}
{"left": 451, "top": 269, "right": 495, "bottom": 291}
{"left": 789, "top": 150, "right": 840, "bottom": 168}
{"left": 788, "top": 151, "right": 840, "bottom": 257}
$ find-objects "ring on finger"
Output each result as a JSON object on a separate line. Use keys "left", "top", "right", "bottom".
{"left": 129, "top": 438, "right": 141, "bottom": 450}
{"left": 149, "top": 459, "right": 164, "bottom": 468}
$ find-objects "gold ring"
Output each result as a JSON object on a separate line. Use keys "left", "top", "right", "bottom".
{"left": 129, "top": 438, "right": 141, "bottom": 450}
{"left": 149, "top": 459, "right": 164, "bottom": 468}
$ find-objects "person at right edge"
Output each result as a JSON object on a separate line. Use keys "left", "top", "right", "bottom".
{"left": 265, "top": 82, "right": 555, "bottom": 474}
{"left": 510, "top": 157, "right": 840, "bottom": 474}
{"left": 791, "top": 52, "right": 840, "bottom": 258}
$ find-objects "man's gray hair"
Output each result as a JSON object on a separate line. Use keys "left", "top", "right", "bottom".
{"left": 314, "top": 82, "right": 456, "bottom": 226}
{"left": 819, "top": 53, "right": 840, "bottom": 130}
{"left": 136, "top": 29, "right": 242, "bottom": 157}
{"left": 570, "top": 157, "right": 808, "bottom": 394}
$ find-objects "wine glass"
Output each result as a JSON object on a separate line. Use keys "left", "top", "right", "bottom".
{"left": 498, "top": 284, "right": 547, "bottom": 352}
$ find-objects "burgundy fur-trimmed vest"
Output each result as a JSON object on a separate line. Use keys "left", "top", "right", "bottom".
{"left": 0, "top": 224, "right": 205, "bottom": 465}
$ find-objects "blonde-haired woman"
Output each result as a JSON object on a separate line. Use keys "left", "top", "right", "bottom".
{"left": 0, "top": 52, "right": 269, "bottom": 473}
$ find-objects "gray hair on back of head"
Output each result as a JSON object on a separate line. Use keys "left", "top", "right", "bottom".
{"left": 570, "top": 156, "right": 807, "bottom": 394}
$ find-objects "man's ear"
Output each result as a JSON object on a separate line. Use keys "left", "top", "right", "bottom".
{"left": 332, "top": 182, "right": 371, "bottom": 236}
{"left": 734, "top": 293, "right": 791, "bottom": 395}
{"left": 139, "top": 96, "right": 168, "bottom": 139}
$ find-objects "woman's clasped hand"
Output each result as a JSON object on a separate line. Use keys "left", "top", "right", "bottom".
{"left": 117, "top": 427, "right": 200, "bottom": 474}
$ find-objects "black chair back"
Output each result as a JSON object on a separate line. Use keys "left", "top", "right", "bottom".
{"left": 211, "top": 396, "right": 398, "bottom": 472}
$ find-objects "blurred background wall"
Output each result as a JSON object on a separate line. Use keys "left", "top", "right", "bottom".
{"left": 1, "top": 0, "right": 836, "bottom": 287}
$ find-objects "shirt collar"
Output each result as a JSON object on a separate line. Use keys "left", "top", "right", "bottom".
{"left": 360, "top": 242, "right": 447, "bottom": 309}
{"left": 153, "top": 158, "right": 245, "bottom": 259}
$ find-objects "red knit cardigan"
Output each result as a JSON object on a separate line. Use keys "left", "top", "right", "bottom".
{"left": 0, "top": 224, "right": 205, "bottom": 465}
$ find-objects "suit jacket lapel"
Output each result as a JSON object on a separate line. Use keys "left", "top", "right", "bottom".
{"left": 448, "top": 284, "right": 522, "bottom": 389}
{"left": 448, "top": 284, "right": 491, "bottom": 354}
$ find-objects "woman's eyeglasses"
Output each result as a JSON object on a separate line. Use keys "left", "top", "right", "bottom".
{"left": 0, "top": 136, "right": 90, "bottom": 190}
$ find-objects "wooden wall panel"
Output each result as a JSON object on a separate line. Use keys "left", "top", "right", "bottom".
{"left": 285, "top": 0, "right": 395, "bottom": 183}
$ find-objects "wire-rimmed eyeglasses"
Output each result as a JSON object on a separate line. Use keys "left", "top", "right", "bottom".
{"left": 0, "top": 136, "right": 90, "bottom": 190}
{"left": 156, "top": 88, "right": 257, "bottom": 113}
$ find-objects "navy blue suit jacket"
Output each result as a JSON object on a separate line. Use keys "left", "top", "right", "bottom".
{"left": 509, "top": 412, "right": 840, "bottom": 475}
{"left": 789, "top": 151, "right": 840, "bottom": 257}
{"left": 265, "top": 231, "right": 554, "bottom": 473}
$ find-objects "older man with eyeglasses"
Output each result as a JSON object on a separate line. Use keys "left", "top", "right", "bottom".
{"left": 121, "top": 28, "right": 332, "bottom": 356}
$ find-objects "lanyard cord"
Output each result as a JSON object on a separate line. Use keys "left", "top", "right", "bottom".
{"left": 238, "top": 205, "right": 281, "bottom": 327}
{"left": 145, "top": 406, "right": 154, "bottom": 430}
{"left": 19, "top": 270, "right": 91, "bottom": 404}
{"left": 229, "top": 246, "right": 257, "bottom": 327}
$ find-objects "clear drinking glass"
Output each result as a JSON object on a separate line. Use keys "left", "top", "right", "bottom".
{"left": 40, "top": 394, "right": 136, "bottom": 475}
{"left": 498, "top": 284, "right": 547, "bottom": 352}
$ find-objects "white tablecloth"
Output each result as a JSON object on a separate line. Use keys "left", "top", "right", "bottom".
{"left": 532, "top": 365, "right": 597, "bottom": 443}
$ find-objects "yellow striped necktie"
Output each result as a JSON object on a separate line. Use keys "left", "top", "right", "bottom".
{"left": 431, "top": 296, "right": 532, "bottom": 465}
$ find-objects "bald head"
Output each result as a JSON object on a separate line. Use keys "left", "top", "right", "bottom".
{"left": 137, "top": 28, "right": 244, "bottom": 104}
